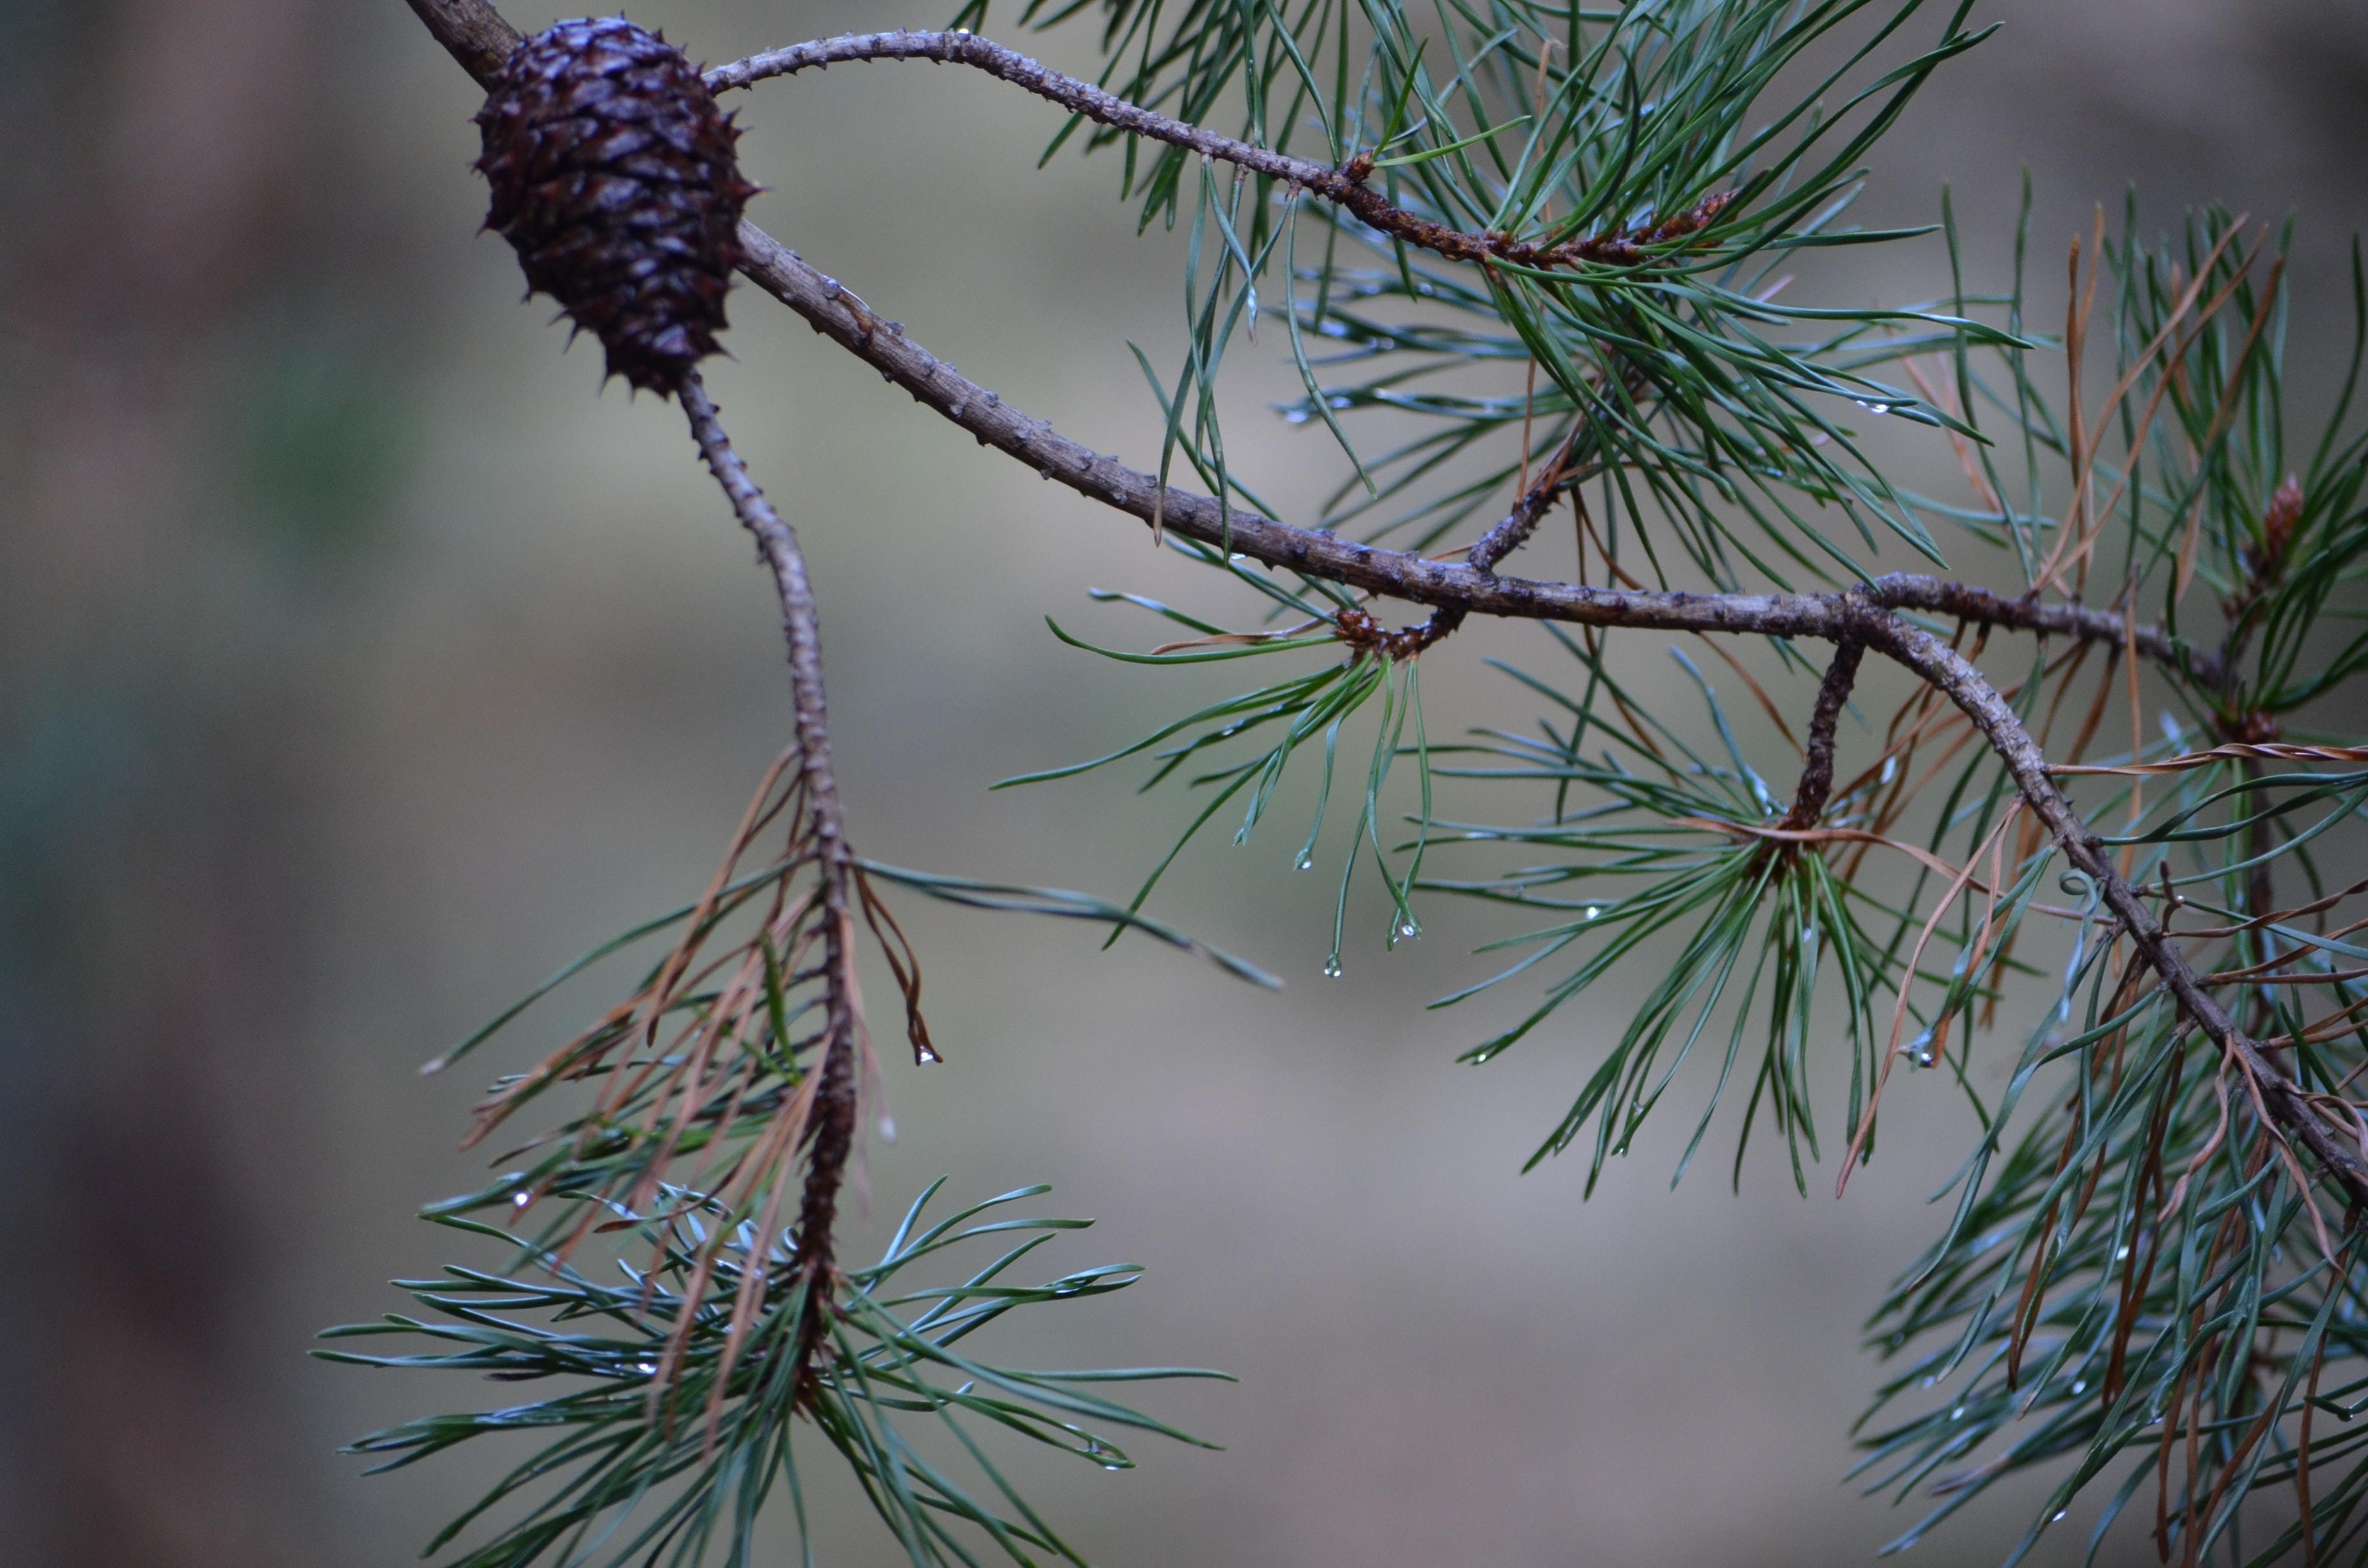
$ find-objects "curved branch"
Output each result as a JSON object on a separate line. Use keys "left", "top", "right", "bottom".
{"left": 734, "top": 221, "right": 2211, "bottom": 665}
{"left": 677, "top": 373, "right": 861, "bottom": 1389}
{"left": 705, "top": 29, "right": 1729, "bottom": 274}
{"left": 1862, "top": 610, "right": 2368, "bottom": 1213}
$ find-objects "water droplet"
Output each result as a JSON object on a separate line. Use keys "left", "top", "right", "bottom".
{"left": 1295, "top": 855, "right": 1315, "bottom": 871}
{"left": 1879, "top": 756, "right": 1898, "bottom": 785}
{"left": 2070, "top": 1380, "right": 2086, "bottom": 1396}
{"left": 2050, "top": 1511, "right": 2067, "bottom": 1524}
{"left": 1322, "top": 957, "right": 1342, "bottom": 977}
{"left": 1101, "top": 1462, "right": 1126, "bottom": 1472}
{"left": 636, "top": 1361, "right": 657, "bottom": 1375}
{"left": 1283, "top": 409, "right": 1311, "bottom": 425}
{"left": 878, "top": 1115, "right": 898, "bottom": 1143}
{"left": 1583, "top": 904, "right": 1602, "bottom": 920}
{"left": 917, "top": 1047, "right": 941, "bottom": 1064}
{"left": 512, "top": 1191, "right": 531, "bottom": 1209}
{"left": 1859, "top": 401, "right": 1891, "bottom": 416}
{"left": 2114, "top": 1244, "right": 2130, "bottom": 1261}
{"left": 1950, "top": 1405, "right": 1965, "bottom": 1420}
{"left": 1396, "top": 920, "right": 1420, "bottom": 940}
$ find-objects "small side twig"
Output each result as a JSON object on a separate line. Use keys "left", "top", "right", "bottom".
{"left": 1782, "top": 638, "right": 1864, "bottom": 829}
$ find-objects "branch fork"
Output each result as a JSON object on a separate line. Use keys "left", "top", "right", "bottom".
{"left": 407, "top": 0, "right": 2367, "bottom": 1418}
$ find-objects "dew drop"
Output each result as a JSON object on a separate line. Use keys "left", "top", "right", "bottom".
{"left": 2050, "top": 1511, "right": 2068, "bottom": 1524}
{"left": 1583, "top": 904, "right": 1602, "bottom": 920}
{"left": 1859, "top": 401, "right": 1891, "bottom": 416}
{"left": 2070, "top": 1380, "right": 2086, "bottom": 1396}
{"left": 1283, "top": 409, "right": 1311, "bottom": 425}
{"left": 2114, "top": 1244, "right": 2130, "bottom": 1261}
{"left": 513, "top": 1191, "right": 532, "bottom": 1209}
{"left": 1322, "top": 957, "right": 1343, "bottom": 977}
{"left": 917, "top": 1047, "right": 941, "bottom": 1065}
{"left": 1397, "top": 920, "right": 1420, "bottom": 940}
{"left": 1295, "top": 855, "right": 1315, "bottom": 871}
{"left": 878, "top": 1115, "right": 898, "bottom": 1143}
{"left": 637, "top": 1361, "right": 657, "bottom": 1375}
{"left": 1950, "top": 1405, "right": 1965, "bottom": 1421}
{"left": 1879, "top": 755, "right": 1898, "bottom": 785}
{"left": 1101, "top": 1462, "right": 1126, "bottom": 1473}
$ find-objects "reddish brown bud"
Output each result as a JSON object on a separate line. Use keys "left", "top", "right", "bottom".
{"left": 2262, "top": 475, "right": 2305, "bottom": 568}
{"left": 474, "top": 17, "right": 759, "bottom": 394}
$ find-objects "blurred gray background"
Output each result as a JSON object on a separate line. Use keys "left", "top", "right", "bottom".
{"left": 2, "top": 2, "right": 2362, "bottom": 1564}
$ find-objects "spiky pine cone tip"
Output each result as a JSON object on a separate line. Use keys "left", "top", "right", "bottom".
{"left": 474, "top": 17, "right": 758, "bottom": 395}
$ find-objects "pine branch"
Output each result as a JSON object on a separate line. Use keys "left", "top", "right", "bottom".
{"left": 415, "top": 0, "right": 2328, "bottom": 1209}
{"left": 677, "top": 372, "right": 860, "bottom": 1391}
{"left": 705, "top": 30, "right": 1731, "bottom": 275}
{"left": 393, "top": 1, "right": 2368, "bottom": 1555}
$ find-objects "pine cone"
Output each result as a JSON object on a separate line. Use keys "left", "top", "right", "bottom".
{"left": 474, "top": 17, "right": 757, "bottom": 394}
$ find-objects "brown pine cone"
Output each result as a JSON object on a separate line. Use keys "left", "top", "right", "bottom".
{"left": 474, "top": 17, "right": 758, "bottom": 395}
